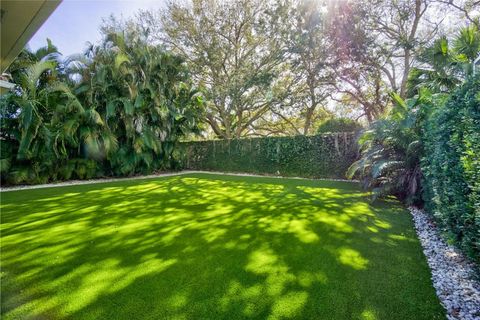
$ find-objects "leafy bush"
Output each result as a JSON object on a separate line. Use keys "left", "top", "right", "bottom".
{"left": 0, "top": 36, "right": 204, "bottom": 185}
{"left": 180, "top": 133, "right": 358, "bottom": 179}
{"left": 346, "top": 93, "right": 430, "bottom": 204}
{"left": 421, "top": 74, "right": 480, "bottom": 261}
{"left": 317, "top": 118, "right": 363, "bottom": 133}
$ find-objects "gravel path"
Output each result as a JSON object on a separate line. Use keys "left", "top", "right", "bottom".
{"left": 409, "top": 207, "right": 480, "bottom": 320}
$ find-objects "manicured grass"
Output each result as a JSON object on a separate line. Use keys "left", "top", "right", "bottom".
{"left": 0, "top": 173, "right": 444, "bottom": 319}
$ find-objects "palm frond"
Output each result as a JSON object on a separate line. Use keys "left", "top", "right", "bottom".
{"left": 23, "top": 60, "right": 56, "bottom": 95}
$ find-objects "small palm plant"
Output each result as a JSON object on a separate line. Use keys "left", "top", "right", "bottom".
{"left": 346, "top": 93, "right": 426, "bottom": 204}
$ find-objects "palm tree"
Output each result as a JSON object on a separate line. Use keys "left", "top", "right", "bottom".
{"left": 78, "top": 32, "right": 204, "bottom": 176}
{"left": 406, "top": 25, "right": 480, "bottom": 97}
{"left": 1, "top": 33, "right": 204, "bottom": 184}
{"left": 1, "top": 58, "right": 70, "bottom": 183}
{"left": 0, "top": 41, "right": 110, "bottom": 183}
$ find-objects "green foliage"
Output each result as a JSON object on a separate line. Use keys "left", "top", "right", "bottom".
{"left": 180, "top": 134, "right": 358, "bottom": 179}
{"left": 421, "top": 75, "right": 480, "bottom": 261}
{"left": 316, "top": 118, "right": 363, "bottom": 133}
{"left": 407, "top": 25, "right": 480, "bottom": 97}
{"left": 156, "top": 0, "right": 285, "bottom": 139}
{"left": 346, "top": 92, "right": 430, "bottom": 204}
{"left": 81, "top": 31, "right": 204, "bottom": 177}
{"left": 0, "top": 45, "right": 93, "bottom": 185}
{"left": 0, "top": 35, "right": 204, "bottom": 185}
{"left": 349, "top": 25, "right": 479, "bottom": 260}
{"left": 351, "top": 73, "right": 479, "bottom": 261}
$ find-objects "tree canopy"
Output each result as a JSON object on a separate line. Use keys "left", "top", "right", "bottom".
{"left": 128, "top": 0, "right": 478, "bottom": 136}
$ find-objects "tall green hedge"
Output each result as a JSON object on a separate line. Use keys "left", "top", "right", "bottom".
{"left": 421, "top": 75, "right": 480, "bottom": 260}
{"left": 317, "top": 118, "right": 363, "bottom": 133}
{"left": 179, "top": 133, "right": 358, "bottom": 179}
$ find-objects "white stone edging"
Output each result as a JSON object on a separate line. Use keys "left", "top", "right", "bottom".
{"left": 409, "top": 207, "right": 480, "bottom": 320}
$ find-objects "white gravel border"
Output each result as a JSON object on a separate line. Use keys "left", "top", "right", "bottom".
{"left": 0, "top": 170, "right": 357, "bottom": 192}
{"left": 409, "top": 207, "right": 480, "bottom": 320}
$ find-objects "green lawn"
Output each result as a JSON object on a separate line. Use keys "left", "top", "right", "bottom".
{"left": 0, "top": 173, "right": 444, "bottom": 319}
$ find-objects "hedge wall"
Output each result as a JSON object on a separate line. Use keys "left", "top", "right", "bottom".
{"left": 421, "top": 75, "right": 480, "bottom": 260}
{"left": 179, "top": 133, "right": 358, "bottom": 179}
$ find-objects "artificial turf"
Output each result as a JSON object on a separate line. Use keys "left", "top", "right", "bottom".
{"left": 0, "top": 173, "right": 445, "bottom": 319}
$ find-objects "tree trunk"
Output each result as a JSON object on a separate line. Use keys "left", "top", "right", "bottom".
{"left": 304, "top": 106, "right": 315, "bottom": 135}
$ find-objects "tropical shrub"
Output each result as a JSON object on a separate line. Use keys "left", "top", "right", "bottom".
{"left": 346, "top": 93, "right": 427, "bottom": 204}
{"left": 349, "top": 73, "right": 479, "bottom": 262}
{"left": 0, "top": 35, "right": 204, "bottom": 185}
{"left": 316, "top": 118, "right": 363, "bottom": 133}
{"left": 0, "top": 43, "right": 96, "bottom": 184}
{"left": 421, "top": 74, "right": 480, "bottom": 261}
{"left": 348, "top": 26, "right": 480, "bottom": 261}
{"left": 77, "top": 32, "right": 204, "bottom": 176}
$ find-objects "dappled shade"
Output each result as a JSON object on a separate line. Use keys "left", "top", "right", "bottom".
{"left": 0, "top": 174, "right": 444, "bottom": 319}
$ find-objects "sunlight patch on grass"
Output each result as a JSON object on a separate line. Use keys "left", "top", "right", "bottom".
{"left": 314, "top": 213, "right": 354, "bottom": 233}
{"left": 246, "top": 246, "right": 280, "bottom": 275}
{"left": 337, "top": 247, "right": 369, "bottom": 270}
{"left": 361, "top": 308, "right": 378, "bottom": 320}
{"left": 245, "top": 246, "right": 304, "bottom": 298}
{"left": 62, "top": 257, "right": 178, "bottom": 314}
{"left": 288, "top": 219, "right": 320, "bottom": 243}
{"left": 268, "top": 291, "right": 309, "bottom": 320}
{"left": 374, "top": 219, "right": 392, "bottom": 229}
{"left": 296, "top": 271, "right": 327, "bottom": 288}
{"left": 167, "top": 293, "right": 188, "bottom": 309}
{"left": 389, "top": 234, "right": 408, "bottom": 241}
